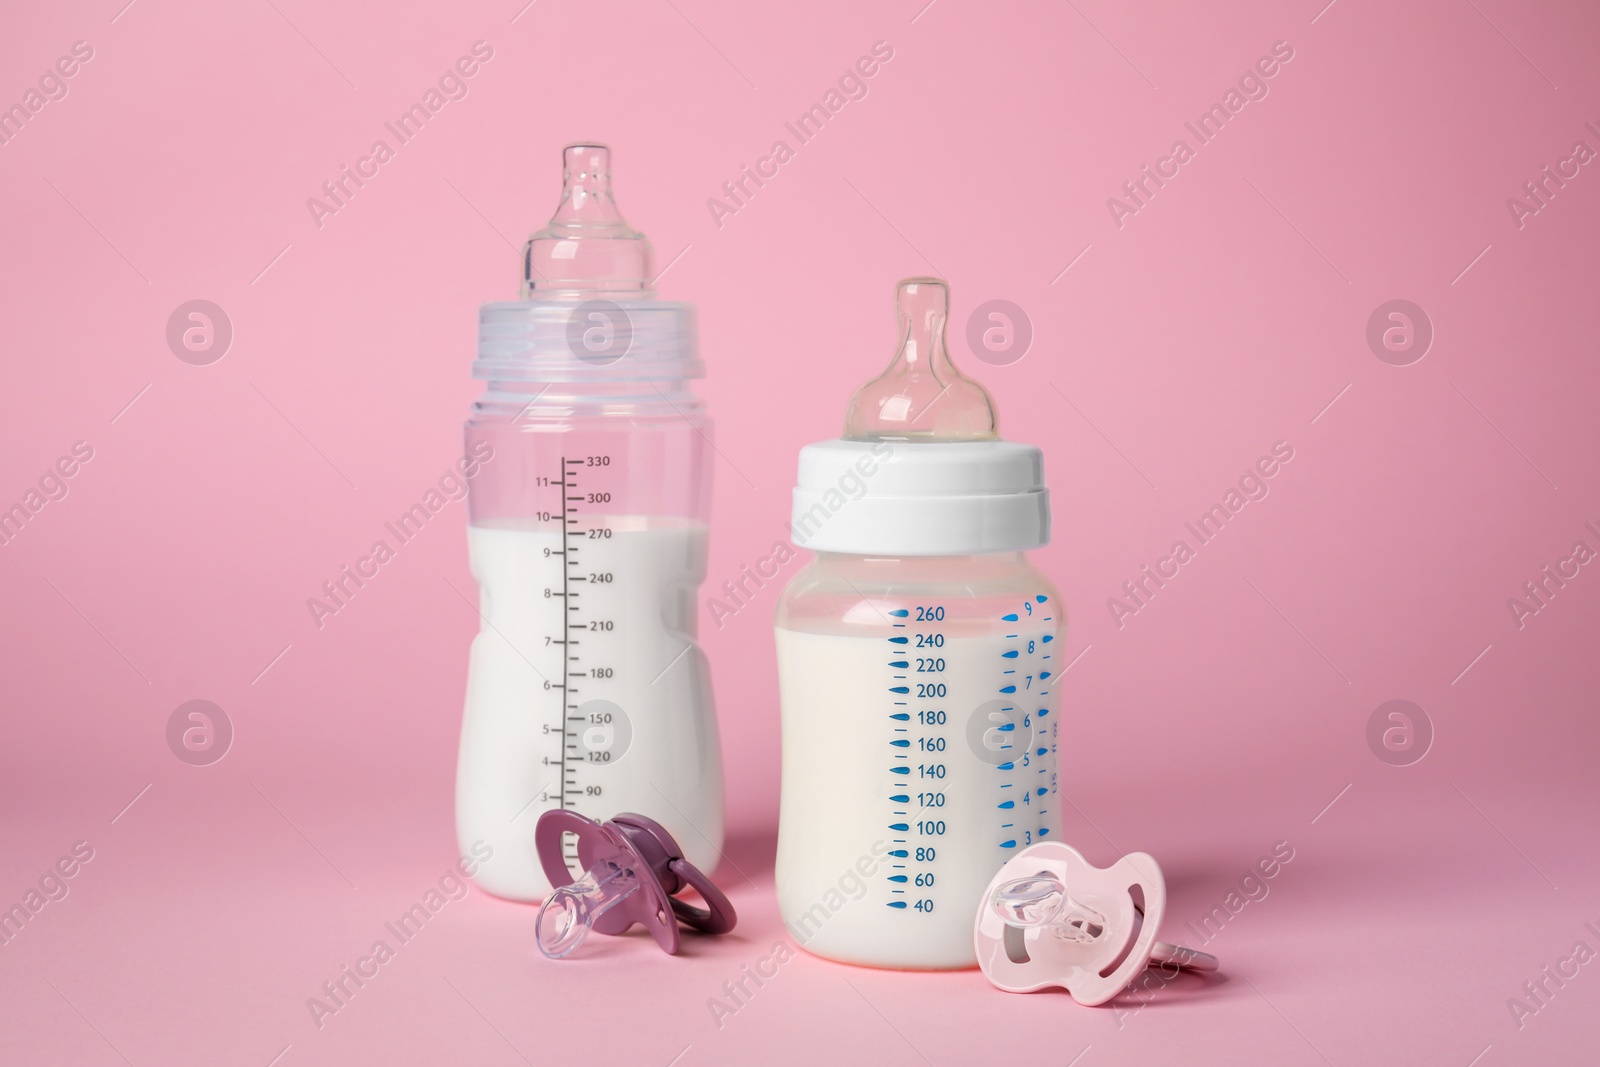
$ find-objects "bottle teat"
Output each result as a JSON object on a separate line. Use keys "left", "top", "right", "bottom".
{"left": 522, "top": 143, "right": 655, "bottom": 298}
{"left": 534, "top": 810, "right": 736, "bottom": 958}
{"left": 843, "top": 278, "right": 998, "bottom": 441}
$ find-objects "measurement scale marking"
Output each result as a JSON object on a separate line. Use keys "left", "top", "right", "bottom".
{"left": 558, "top": 456, "right": 571, "bottom": 809}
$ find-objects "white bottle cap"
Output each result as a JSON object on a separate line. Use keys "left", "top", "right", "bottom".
{"left": 789, "top": 439, "right": 1050, "bottom": 556}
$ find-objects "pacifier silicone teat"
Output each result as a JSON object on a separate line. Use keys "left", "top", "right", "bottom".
{"left": 974, "top": 842, "right": 1217, "bottom": 1006}
{"left": 522, "top": 143, "right": 655, "bottom": 298}
{"left": 843, "top": 277, "right": 999, "bottom": 441}
{"left": 534, "top": 810, "right": 735, "bottom": 958}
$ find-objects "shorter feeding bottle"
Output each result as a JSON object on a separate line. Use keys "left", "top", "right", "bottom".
{"left": 774, "top": 278, "right": 1061, "bottom": 970}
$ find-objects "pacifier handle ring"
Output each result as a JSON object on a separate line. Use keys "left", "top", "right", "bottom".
{"left": 666, "top": 857, "right": 737, "bottom": 935}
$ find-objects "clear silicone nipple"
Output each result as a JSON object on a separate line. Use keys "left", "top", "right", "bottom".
{"left": 991, "top": 873, "right": 1108, "bottom": 943}
{"left": 843, "top": 278, "right": 998, "bottom": 440}
{"left": 535, "top": 860, "right": 640, "bottom": 959}
{"left": 522, "top": 143, "right": 655, "bottom": 298}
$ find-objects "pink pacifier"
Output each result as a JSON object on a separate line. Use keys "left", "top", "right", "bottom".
{"left": 534, "top": 810, "right": 736, "bottom": 958}
{"left": 974, "top": 842, "right": 1217, "bottom": 1005}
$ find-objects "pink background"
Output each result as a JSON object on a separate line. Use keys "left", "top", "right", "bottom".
{"left": 3, "top": 0, "right": 1599, "bottom": 1063}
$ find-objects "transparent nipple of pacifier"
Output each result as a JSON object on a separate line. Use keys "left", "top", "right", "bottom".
{"left": 536, "top": 860, "right": 640, "bottom": 959}
{"left": 522, "top": 143, "right": 655, "bottom": 298}
{"left": 843, "top": 277, "right": 998, "bottom": 440}
{"left": 991, "top": 873, "right": 1108, "bottom": 943}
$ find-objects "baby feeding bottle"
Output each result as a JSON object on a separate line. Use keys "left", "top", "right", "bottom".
{"left": 774, "top": 278, "right": 1061, "bottom": 969}
{"left": 456, "top": 144, "right": 724, "bottom": 901}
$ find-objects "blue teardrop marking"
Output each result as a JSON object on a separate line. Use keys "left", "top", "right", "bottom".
{"left": 889, "top": 636, "right": 909, "bottom": 644}
{"left": 997, "top": 762, "right": 1015, "bottom": 771}
{"left": 998, "top": 801, "right": 1015, "bottom": 809}
{"left": 1000, "top": 840, "right": 1017, "bottom": 849}
{"left": 1039, "top": 827, "right": 1051, "bottom": 837}
{"left": 1000, "top": 685, "right": 1017, "bottom": 693}
{"left": 996, "top": 723, "right": 1015, "bottom": 732}
{"left": 888, "top": 849, "right": 908, "bottom": 858}
{"left": 1036, "top": 595, "right": 1048, "bottom": 603}
{"left": 890, "top": 766, "right": 909, "bottom": 775}
{"left": 888, "top": 875, "right": 908, "bottom": 883}
{"left": 889, "top": 823, "right": 908, "bottom": 832}
{"left": 1036, "top": 707, "right": 1050, "bottom": 717}
{"left": 889, "top": 609, "right": 910, "bottom": 618}
{"left": 887, "top": 901, "right": 908, "bottom": 908}
{"left": 1002, "top": 613, "right": 1019, "bottom": 622}
{"left": 889, "top": 660, "right": 909, "bottom": 669}
{"left": 1040, "top": 671, "right": 1052, "bottom": 679}
{"left": 1042, "top": 635, "right": 1054, "bottom": 643}
{"left": 890, "top": 794, "right": 909, "bottom": 803}
{"left": 890, "top": 713, "right": 910, "bottom": 721}
{"left": 1036, "top": 787, "right": 1047, "bottom": 796}
{"left": 1036, "top": 747, "right": 1048, "bottom": 756}
{"left": 890, "top": 739, "right": 910, "bottom": 748}
{"left": 889, "top": 686, "right": 909, "bottom": 694}
{"left": 1002, "top": 650, "right": 1019, "bottom": 659}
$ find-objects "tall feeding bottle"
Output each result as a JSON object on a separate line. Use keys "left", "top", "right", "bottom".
{"left": 457, "top": 145, "right": 723, "bottom": 900}
{"left": 774, "top": 278, "right": 1061, "bottom": 969}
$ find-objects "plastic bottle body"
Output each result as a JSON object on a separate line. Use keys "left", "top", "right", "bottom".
{"left": 774, "top": 551, "right": 1063, "bottom": 969}
{"left": 457, "top": 381, "right": 724, "bottom": 900}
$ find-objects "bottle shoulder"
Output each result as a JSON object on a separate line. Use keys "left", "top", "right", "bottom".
{"left": 775, "top": 553, "right": 1062, "bottom": 636}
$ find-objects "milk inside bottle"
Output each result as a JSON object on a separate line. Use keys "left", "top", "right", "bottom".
{"left": 774, "top": 278, "right": 1061, "bottom": 969}
{"left": 457, "top": 144, "right": 724, "bottom": 900}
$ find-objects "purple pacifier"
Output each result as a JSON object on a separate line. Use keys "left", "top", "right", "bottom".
{"left": 534, "top": 810, "right": 736, "bottom": 958}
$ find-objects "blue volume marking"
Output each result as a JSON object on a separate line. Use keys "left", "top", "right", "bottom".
{"left": 888, "top": 875, "right": 908, "bottom": 883}
{"left": 1040, "top": 671, "right": 1052, "bottom": 680}
{"left": 1000, "top": 685, "right": 1017, "bottom": 693}
{"left": 1037, "top": 707, "right": 1050, "bottom": 717}
{"left": 887, "top": 901, "right": 908, "bottom": 908}
{"left": 1036, "top": 595, "right": 1048, "bottom": 603}
{"left": 890, "top": 713, "right": 910, "bottom": 721}
{"left": 997, "top": 761, "right": 1015, "bottom": 771}
{"left": 891, "top": 766, "right": 909, "bottom": 775}
{"left": 890, "top": 739, "right": 910, "bottom": 748}
{"left": 1037, "top": 787, "right": 1047, "bottom": 795}
{"left": 889, "top": 686, "right": 909, "bottom": 694}
{"left": 890, "top": 794, "right": 909, "bottom": 803}
{"left": 1002, "top": 613, "right": 1019, "bottom": 622}
{"left": 1042, "top": 634, "right": 1054, "bottom": 643}
{"left": 1002, "top": 650, "right": 1019, "bottom": 659}
{"left": 888, "top": 849, "right": 908, "bottom": 858}
{"left": 1037, "top": 747, "right": 1048, "bottom": 756}
{"left": 889, "top": 609, "right": 910, "bottom": 618}
{"left": 889, "top": 823, "right": 909, "bottom": 831}
{"left": 1000, "top": 840, "right": 1017, "bottom": 848}
{"left": 889, "top": 636, "right": 908, "bottom": 644}
{"left": 1039, "top": 827, "right": 1051, "bottom": 837}
{"left": 998, "top": 800, "right": 1014, "bottom": 809}
{"left": 889, "top": 660, "right": 909, "bottom": 669}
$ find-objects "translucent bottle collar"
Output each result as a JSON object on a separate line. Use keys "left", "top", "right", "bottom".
{"left": 844, "top": 278, "right": 998, "bottom": 441}
{"left": 522, "top": 143, "right": 655, "bottom": 298}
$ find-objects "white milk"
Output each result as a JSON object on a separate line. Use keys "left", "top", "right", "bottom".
{"left": 457, "top": 517, "right": 723, "bottom": 901}
{"left": 774, "top": 618, "right": 1059, "bottom": 969}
